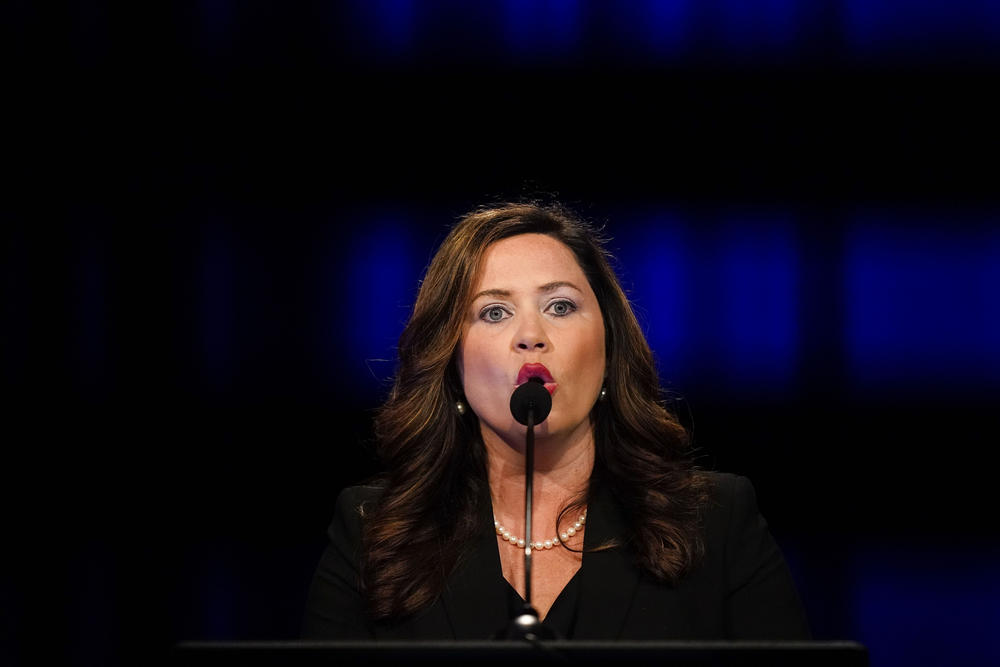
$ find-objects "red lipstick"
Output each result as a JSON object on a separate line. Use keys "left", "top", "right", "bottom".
{"left": 516, "top": 363, "right": 557, "bottom": 395}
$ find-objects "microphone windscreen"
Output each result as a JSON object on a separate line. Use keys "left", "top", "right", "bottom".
{"left": 509, "top": 377, "right": 552, "bottom": 426}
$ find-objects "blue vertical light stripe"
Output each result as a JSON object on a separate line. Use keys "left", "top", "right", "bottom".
{"left": 341, "top": 216, "right": 419, "bottom": 391}
{"left": 713, "top": 219, "right": 799, "bottom": 389}
{"left": 714, "top": 0, "right": 804, "bottom": 54}
{"left": 982, "top": 232, "right": 1000, "bottom": 377}
{"left": 843, "top": 0, "right": 1000, "bottom": 61}
{"left": 337, "top": 0, "right": 1000, "bottom": 64}
{"left": 850, "top": 543, "right": 1000, "bottom": 667}
{"left": 502, "top": 0, "right": 582, "bottom": 62}
{"left": 637, "top": 0, "right": 693, "bottom": 59}
{"left": 612, "top": 214, "right": 692, "bottom": 384}
{"left": 365, "top": 0, "right": 417, "bottom": 58}
{"left": 845, "top": 220, "right": 1000, "bottom": 392}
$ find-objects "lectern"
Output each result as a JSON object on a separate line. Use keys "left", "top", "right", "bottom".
{"left": 173, "top": 639, "right": 868, "bottom": 666}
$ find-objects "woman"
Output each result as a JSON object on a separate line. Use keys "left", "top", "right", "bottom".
{"left": 302, "top": 202, "right": 809, "bottom": 639}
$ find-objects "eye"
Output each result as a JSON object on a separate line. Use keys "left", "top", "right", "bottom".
{"left": 546, "top": 299, "right": 577, "bottom": 317}
{"left": 479, "top": 304, "right": 511, "bottom": 323}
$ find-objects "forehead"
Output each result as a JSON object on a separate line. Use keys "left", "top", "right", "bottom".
{"left": 474, "top": 234, "right": 587, "bottom": 290}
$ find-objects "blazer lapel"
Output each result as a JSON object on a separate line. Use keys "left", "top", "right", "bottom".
{"left": 574, "top": 483, "right": 642, "bottom": 639}
{"left": 439, "top": 497, "right": 510, "bottom": 638}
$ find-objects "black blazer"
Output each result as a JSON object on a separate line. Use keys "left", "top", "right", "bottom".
{"left": 301, "top": 472, "right": 809, "bottom": 640}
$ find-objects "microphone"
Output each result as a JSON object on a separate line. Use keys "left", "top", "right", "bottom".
{"left": 497, "top": 377, "right": 557, "bottom": 641}
{"left": 509, "top": 376, "right": 552, "bottom": 426}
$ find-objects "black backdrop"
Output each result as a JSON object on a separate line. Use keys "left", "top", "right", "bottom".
{"left": 4, "top": 3, "right": 1000, "bottom": 666}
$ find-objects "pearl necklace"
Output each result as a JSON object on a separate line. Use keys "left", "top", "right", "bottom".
{"left": 493, "top": 510, "right": 587, "bottom": 551}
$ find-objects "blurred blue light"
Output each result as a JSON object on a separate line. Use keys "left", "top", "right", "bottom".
{"left": 845, "top": 220, "right": 1000, "bottom": 393}
{"left": 714, "top": 0, "right": 805, "bottom": 54}
{"left": 711, "top": 219, "right": 800, "bottom": 390}
{"left": 634, "top": 0, "right": 693, "bottom": 58}
{"left": 611, "top": 214, "right": 692, "bottom": 384}
{"left": 612, "top": 214, "right": 800, "bottom": 392}
{"left": 341, "top": 0, "right": 1000, "bottom": 65}
{"left": 844, "top": 0, "right": 1000, "bottom": 61}
{"left": 502, "top": 0, "right": 582, "bottom": 61}
{"left": 851, "top": 543, "right": 1000, "bottom": 667}
{"left": 370, "top": 0, "right": 417, "bottom": 56}
{"left": 342, "top": 217, "right": 419, "bottom": 390}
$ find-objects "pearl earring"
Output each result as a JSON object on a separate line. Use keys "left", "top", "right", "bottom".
{"left": 456, "top": 400, "right": 467, "bottom": 416}
{"left": 599, "top": 386, "right": 607, "bottom": 401}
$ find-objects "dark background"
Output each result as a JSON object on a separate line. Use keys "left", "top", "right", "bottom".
{"left": 3, "top": 2, "right": 999, "bottom": 666}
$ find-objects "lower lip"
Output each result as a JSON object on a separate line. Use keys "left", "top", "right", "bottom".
{"left": 516, "top": 381, "right": 558, "bottom": 395}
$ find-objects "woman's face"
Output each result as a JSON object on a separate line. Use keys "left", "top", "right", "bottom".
{"left": 458, "top": 233, "right": 606, "bottom": 448}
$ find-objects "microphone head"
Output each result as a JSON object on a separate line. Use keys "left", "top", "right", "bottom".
{"left": 509, "top": 377, "right": 552, "bottom": 426}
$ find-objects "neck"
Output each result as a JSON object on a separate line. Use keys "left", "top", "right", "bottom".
{"left": 483, "top": 421, "right": 595, "bottom": 524}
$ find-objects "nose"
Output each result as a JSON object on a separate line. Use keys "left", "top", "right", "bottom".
{"left": 514, "top": 312, "right": 550, "bottom": 351}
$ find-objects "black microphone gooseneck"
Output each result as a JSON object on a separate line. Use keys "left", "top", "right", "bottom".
{"left": 524, "top": 398, "right": 536, "bottom": 606}
{"left": 498, "top": 377, "right": 556, "bottom": 640}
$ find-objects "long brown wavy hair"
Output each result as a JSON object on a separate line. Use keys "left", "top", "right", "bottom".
{"left": 361, "top": 201, "right": 711, "bottom": 620}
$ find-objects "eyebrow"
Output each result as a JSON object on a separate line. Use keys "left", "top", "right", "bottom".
{"left": 471, "top": 281, "right": 582, "bottom": 301}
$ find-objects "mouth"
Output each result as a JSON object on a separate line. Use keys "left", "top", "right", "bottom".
{"left": 516, "top": 363, "right": 557, "bottom": 396}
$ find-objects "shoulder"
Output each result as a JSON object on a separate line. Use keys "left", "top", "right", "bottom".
{"left": 701, "top": 471, "right": 757, "bottom": 511}
{"left": 327, "top": 484, "right": 385, "bottom": 542}
{"left": 697, "top": 471, "right": 786, "bottom": 585}
{"left": 696, "top": 471, "right": 770, "bottom": 555}
{"left": 694, "top": 472, "right": 810, "bottom": 638}
{"left": 336, "top": 484, "right": 385, "bottom": 513}
{"left": 303, "top": 484, "right": 386, "bottom": 639}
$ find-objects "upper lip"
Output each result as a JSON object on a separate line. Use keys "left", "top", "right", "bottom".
{"left": 516, "top": 363, "right": 555, "bottom": 385}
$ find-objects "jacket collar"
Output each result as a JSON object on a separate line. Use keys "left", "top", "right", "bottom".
{"left": 438, "top": 480, "right": 642, "bottom": 639}
{"left": 574, "top": 481, "right": 642, "bottom": 639}
{"left": 438, "top": 489, "right": 510, "bottom": 639}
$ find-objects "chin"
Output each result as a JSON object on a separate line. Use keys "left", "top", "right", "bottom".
{"left": 531, "top": 415, "right": 566, "bottom": 440}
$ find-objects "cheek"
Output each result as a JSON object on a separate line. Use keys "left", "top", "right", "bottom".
{"left": 458, "top": 334, "right": 495, "bottom": 390}
{"left": 459, "top": 335, "right": 510, "bottom": 420}
{"left": 558, "top": 328, "right": 606, "bottom": 399}
{"left": 457, "top": 342, "right": 472, "bottom": 392}
{"left": 581, "top": 322, "right": 606, "bottom": 375}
